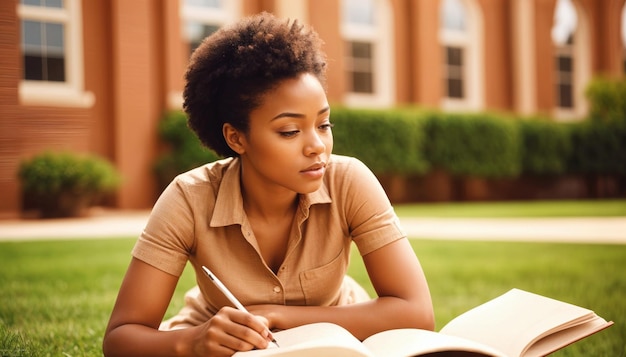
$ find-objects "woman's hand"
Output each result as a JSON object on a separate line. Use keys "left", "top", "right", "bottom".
{"left": 103, "top": 259, "right": 276, "bottom": 357}
{"left": 191, "top": 307, "right": 275, "bottom": 356}
{"left": 246, "top": 304, "right": 284, "bottom": 331}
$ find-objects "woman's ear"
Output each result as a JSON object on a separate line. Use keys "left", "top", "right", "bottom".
{"left": 223, "top": 123, "right": 246, "bottom": 155}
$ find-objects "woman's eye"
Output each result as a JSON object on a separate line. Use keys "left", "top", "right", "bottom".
{"left": 279, "top": 130, "right": 299, "bottom": 137}
{"left": 319, "top": 122, "right": 334, "bottom": 131}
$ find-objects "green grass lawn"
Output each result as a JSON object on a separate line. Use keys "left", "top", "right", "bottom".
{"left": 1, "top": 238, "right": 624, "bottom": 356}
{"left": 350, "top": 241, "right": 625, "bottom": 357}
{"left": 1, "top": 199, "right": 624, "bottom": 356}
{"left": 393, "top": 199, "right": 626, "bottom": 217}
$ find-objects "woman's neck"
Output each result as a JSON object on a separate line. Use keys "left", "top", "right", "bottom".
{"left": 240, "top": 172, "right": 298, "bottom": 222}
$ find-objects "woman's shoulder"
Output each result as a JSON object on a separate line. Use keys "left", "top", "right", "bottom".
{"left": 174, "top": 157, "right": 236, "bottom": 186}
{"left": 162, "top": 157, "right": 239, "bottom": 203}
{"left": 328, "top": 154, "right": 363, "bottom": 168}
{"left": 327, "top": 154, "right": 370, "bottom": 175}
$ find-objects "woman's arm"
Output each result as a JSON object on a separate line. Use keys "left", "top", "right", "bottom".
{"left": 103, "top": 258, "right": 274, "bottom": 356}
{"left": 248, "top": 238, "right": 435, "bottom": 340}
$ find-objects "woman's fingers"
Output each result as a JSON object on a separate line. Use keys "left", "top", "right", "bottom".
{"left": 206, "top": 307, "right": 272, "bottom": 352}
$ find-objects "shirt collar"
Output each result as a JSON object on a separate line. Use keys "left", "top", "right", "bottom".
{"left": 210, "top": 158, "right": 332, "bottom": 228}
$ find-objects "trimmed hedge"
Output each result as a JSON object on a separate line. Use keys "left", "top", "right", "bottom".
{"left": 330, "top": 108, "right": 429, "bottom": 175}
{"left": 567, "top": 119, "right": 626, "bottom": 175}
{"left": 154, "top": 105, "right": 625, "bottom": 188}
{"left": 585, "top": 76, "right": 626, "bottom": 123}
{"left": 421, "top": 111, "right": 521, "bottom": 178}
{"left": 518, "top": 117, "right": 572, "bottom": 175}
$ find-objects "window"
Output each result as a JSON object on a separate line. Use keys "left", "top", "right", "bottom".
{"left": 445, "top": 46, "right": 464, "bottom": 99}
{"left": 180, "top": 0, "right": 239, "bottom": 56}
{"left": 347, "top": 41, "right": 374, "bottom": 94}
{"left": 170, "top": 0, "right": 239, "bottom": 108}
{"left": 550, "top": 0, "right": 591, "bottom": 119}
{"left": 21, "top": 5, "right": 65, "bottom": 82}
{"left": 439, "top": 0, "right": 484, "bottom": 111}
{"left": 555, "top": 35, "right": 574, "bottom": 109}
{"left": 341, "top": 0, "right": 394, "bottom": 107}
{"left": 552, "top": 0, "right": 577, "bottom": 109}
{"left": 17, "top": 0, "right": 93, "bottom": 107}
{"left": 440, "top": 0, "right": 466, "bottom": 100}
{"left": 343, "top": 0, "right": 376, "bottom": 94}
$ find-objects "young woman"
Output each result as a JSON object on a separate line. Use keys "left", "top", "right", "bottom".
{"left": 103, "top": 12, "right": 434, "bottom": 357}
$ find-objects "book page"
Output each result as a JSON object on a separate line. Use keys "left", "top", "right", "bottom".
{"left": 363, "top": 328, "right": 507, "bottom": 357}
{"left": 439, "top": 289, "right": 607, "bottom": 357}
{"left": 523, "top": 318, "right": 613, "bottom": 357}
{"left": 233, "top": 322, "right": 373, "bottom": 357}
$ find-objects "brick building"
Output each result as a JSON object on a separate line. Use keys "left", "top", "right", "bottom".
{"left": 1, "top": 0, "right": 625, "bottom": 217}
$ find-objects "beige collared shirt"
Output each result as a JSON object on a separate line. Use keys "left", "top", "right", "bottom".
{"left": 133, "top": 154, "right": 406, "bottom": 325}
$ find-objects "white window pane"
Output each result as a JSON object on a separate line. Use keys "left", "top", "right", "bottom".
{"left": 45, "top": 0, "right": 63, "bottom": 8}
{"left": 21, "top": 0, "right": 63, "bottom": 8}
{"left": 46, "top": 22, "right": 64, "bottom": 50}
{"left": 22, "top": 20, "right": 42, "bottom": 47}
{"left": 185, "top": 22, "right": 219, "bottom": 55}
{"left": 441, "top": 0, "right": 467, "bottom": 31}
{"left": 185, "top": 0, "right": 221, "bottom": 8}
{"left": 343, "top": 0, "right": 375, "bottom": 25}
{"left": 551, "top": 0, "right": 577, "bottom": 45}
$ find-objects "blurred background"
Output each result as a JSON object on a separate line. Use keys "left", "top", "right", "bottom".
{"left": 1, "top": 0, "right": 625, "bottom": 219}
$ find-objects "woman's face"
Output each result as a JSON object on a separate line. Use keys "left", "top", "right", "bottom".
{"left": 238, "top": 72, "right": 333, "bottom": 195}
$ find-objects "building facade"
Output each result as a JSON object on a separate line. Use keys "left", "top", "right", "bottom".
{"left": 1, "top": 0, "right": 625, "bottom": 217}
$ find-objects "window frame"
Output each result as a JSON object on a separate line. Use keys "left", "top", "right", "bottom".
{"left": 169, "top": 0, "right": 240, "bottom": 108}
{"left": 551, "top": 0, "right": 591, "bottom": 120}
{"left": 341, "top": 0, "right": 395, "bottom": 108}
{"left": 438, "top": 0, "right": 484, "bottom": 112}
{"left": 17, "top": 0, "right": 94, "bottom": 107}
{"left": 554, "top": 37, "right": 575, "bottom": 110}
{"left": 180, "top": 0, "right": 239, "bottom": 55}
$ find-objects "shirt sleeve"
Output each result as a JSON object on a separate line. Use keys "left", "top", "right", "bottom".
{"left": 132, "top": 177, "right": 196, "bottom": 277}
{"left": 340, "top": 157, "right": 407, "bottom": 256}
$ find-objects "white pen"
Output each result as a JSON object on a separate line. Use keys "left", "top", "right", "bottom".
{"left": 201, "top": 265, "right": 279, "bottom": 348}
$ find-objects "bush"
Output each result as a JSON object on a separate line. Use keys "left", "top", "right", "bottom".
{"left": 422, "top": 112, "right": 522, "bottom": 178}
{"left": 18, "top": 151, "right": 121, "bottom": 218}
{"left": 585, "top": 77, "right": 626, "bottom": 123}
{"left": 331, "top": 107, "right": 429, "bottom": 175}
{"left": 567, "top": 119, "right": 626, "bottom": 175}
{"left": 518, "top": 117, "right": 572, "bottom": 175}
{"left": 154, "top": 111, "right": 220, "bottom": 190}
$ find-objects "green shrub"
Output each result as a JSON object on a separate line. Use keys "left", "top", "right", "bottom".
{"left": 567, "top": 119, "right": 626, "bottom": 175}
{"left": 18, "top": 151, "right": 121, "bottom": 218}
{"left": 331, "top": 107, "right": 429, "bottom": 175}
{"left": 422, "top": 112, "right": 522, "bottom": 178}
{"left": 518, "top": 117, "right": 572, "bottom": 175}
{"left": 154, "top": 111, "right": 220, "bottom": 190}
{"left": 585, "top": 77, "right": 626, "bottom": 123}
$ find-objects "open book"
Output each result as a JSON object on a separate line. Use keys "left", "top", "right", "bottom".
{"left": 235, "top": 289, "right": 613, "bottom": 357}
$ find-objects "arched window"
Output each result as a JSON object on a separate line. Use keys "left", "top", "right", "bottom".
{"left": 438, "top": 0, "right": 484, "bottom": 111}
{"left": 180, "top": 0, "right": 240, "bottom": 56}
{"left": 441, "top": 0, "right": 467, "bottom": 99}
{"left": 551, "top": 0, "right": 590, "bottom": 119}
{"left": 551, "top": 0, "right": 576, "bottom": 109}
{"left": 341, "top": 0, "right": 395, "bottom": 107}
{"left": 17, "top": 0, "right": 93, "bottom": 107}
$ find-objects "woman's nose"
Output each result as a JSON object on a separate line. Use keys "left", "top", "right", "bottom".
{"left": 304, "top": 131, "right": 326, "bottom": 156}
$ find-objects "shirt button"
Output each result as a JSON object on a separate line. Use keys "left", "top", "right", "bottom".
{"left": 273, "top": 286, "right": 281, "bottom": 293}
